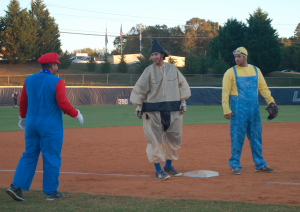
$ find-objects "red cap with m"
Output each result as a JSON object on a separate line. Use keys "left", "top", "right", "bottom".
{"left": 38, "top": 53, "right": 61, "bottom": 64}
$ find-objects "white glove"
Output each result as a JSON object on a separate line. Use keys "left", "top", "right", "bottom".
{"left": 75, "top": 109, "right": 84, "bottom": 125}
{"left": 180, "top": 100, "right": 187, "bottom": 113}
{"left": 135, "top": 106, "right": 141, "bottom": 116}
{"left": 12, "top": 93, "right": 14, "bottom": 98}
{"left": 18, "top": 116, "right": 26, "bottom": 130}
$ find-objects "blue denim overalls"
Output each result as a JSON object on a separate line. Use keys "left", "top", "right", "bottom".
{"left": 229, "top": 66, "right": 267, "bottom": 170}
{"left": 13, "top": 72, "right": 63, "bottom": 194}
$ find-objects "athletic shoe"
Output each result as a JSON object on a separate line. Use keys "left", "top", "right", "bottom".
{"left": 155, "top": 170, "right": 170, "bottom": 180}
{"left": 6, "top": 184, "right": 26, "bottom": 201}
{"left": 164, "top": 166, "right": 183, "bottom": 177}
{"left": 46, "top": 192, "right": 65, "bottom": 201}
{"left": 255, "top": 166, "right": 275, "bottom": 173}
{"left": 232, "top": 168, "right": 241, "bottom": 175}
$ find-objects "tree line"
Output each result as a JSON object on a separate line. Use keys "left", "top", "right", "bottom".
{"left": 1, "top": 1, "right": 299, "bottom": 75}
{"left": 0, "top": 0, "right": 61, "bottom": 64}
{"left": 113, "top": 8, "right": 300, "bottom": 75}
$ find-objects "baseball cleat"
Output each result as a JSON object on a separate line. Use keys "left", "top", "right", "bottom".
{"left": 46, "top": 192, "right": 65, "bottom": 201}
{"left": 164, "top": 166, "right": 182, "bottom": 177}
{"left": 155, "top": 170, "right": 170, "bottom": 180}
{"left": 232, "top": 168, "right": 241, "bottom": 175}
{"left": 6, "top": 184, "right": 26, "bottom": 201}
{"left": 255, "top": 166, "right": 275, "bottom": 173}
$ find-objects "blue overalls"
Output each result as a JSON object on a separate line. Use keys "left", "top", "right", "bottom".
{"left": 13, "top": 72, "right": 63, "bottom": 194}
{"left": 229, "top": 66, "right": 267, "bottom": 170}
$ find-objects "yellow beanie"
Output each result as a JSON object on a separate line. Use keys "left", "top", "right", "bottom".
{"left": 235, "top": 47, "right": 248, "bottom": 57}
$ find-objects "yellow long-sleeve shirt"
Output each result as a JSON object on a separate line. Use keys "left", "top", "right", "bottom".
{"left": 222, "top": 65, "right": 275, "bottom": 115}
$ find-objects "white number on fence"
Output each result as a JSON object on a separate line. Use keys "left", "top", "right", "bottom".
{"left": 118, "top": 99, "right": 128, "bottom": 105}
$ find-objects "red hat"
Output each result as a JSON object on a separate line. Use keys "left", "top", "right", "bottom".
{"left": 38, "top": 53, "right": 61, "bottom": 64}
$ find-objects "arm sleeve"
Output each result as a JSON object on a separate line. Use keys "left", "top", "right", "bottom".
{"left": 257, "top": 69, "right": 275, "bottom": 105}
{"left": 19, "top": 84, "right": 28, "bottom": 118}
{"left": 222, "top": 69, "right": 233, "bottom": 115}
{"left": 55, "top": 80, "right": 78, "bottom": 118}
{"left": 177, "top": 69, "right": 191, "bottom": 100}
{"left": 130, "top": 70, "right": 150, "bottom": 105}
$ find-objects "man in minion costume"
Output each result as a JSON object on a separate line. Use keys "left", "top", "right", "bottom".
{"left": 6, "top": 53, "right": 84, "bottom": 201}
{"left": 130, "top": 40, "right": 191, "bottom": 180}
{"left": 222, "top": 47, "right": 276, "bottom": 175}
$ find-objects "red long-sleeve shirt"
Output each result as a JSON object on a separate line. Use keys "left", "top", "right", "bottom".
{"left": 19, "top": 80, "right": 78, "bottom": 118}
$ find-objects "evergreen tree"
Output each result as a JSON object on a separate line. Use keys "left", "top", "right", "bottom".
{"left": 135, "top": 46, "right": 152, "bottom": 74}
{"left": 279, "top": 46, "right": 297, "bottom": 71}
{"left": 0, "top": 0, "right": 38, "bottom": 64}
{"left": 59, "top": 51, "right": 72, "bottom": 69}
{"left": 183, "top": 50, "right": 200, "bottom": 74}
{"left": 29, "top": 0, "right": 61, "bottom": 58}
{"left": 100, "top": 52, "right": 111, "bottom": 73}
{"left": 118, "top": 54, "right": 128, "bottom": 73}
{"left": 198, "top": 52, "right": 208, "bottom": 74}
{"left": 213, "top": 51, "right": 230, "bottom": 74}
{"left": 210, "top": 18, "right": 247, "bottom": 67}
{"left": 245, "top": 8, "right": 281, "bottom": 75}
{"left": 87, "top": 56, "right": 96, "bottom": 72}
{"left": 295, "top": 23, "right": 300, "bottom": 39}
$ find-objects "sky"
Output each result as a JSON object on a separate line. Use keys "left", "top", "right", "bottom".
{"left": 0, "top": 0, "right": 299, "bottom": 53}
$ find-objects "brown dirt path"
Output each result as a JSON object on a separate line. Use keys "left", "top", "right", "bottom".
{"left": 0, "top": 123, "right": 299, "bottom": 205}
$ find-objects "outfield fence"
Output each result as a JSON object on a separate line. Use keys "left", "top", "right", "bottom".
{"left": 0, "top": 74, "right": 300, "bottom": 87}
{"left": 1, "top": 86, "right": 300, "bottom": 106}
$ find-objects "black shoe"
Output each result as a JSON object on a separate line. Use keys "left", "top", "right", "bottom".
{"left": 232, "top": 168, "right": 241, "bottom": 175}
{"left": 46, "top": 192, "right": 65, "bottom": 201}
{"left": 164, "top": 166, "right": 183, "bottom": 177}
{"left": 6, "top": 184, "right": 26, "bottom": 201}
{"left": 255, "top": 166, "right": 275, "bottom": 173}
{"left": 155, "top": 170, "right": 170, "bottom": 180}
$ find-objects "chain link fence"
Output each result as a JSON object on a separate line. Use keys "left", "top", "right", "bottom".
{"left": 1, "top": 74, "right": 300, "bottom": 87}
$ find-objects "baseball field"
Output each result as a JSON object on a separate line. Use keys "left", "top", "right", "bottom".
{"left": 0, "top": 105, "right": 300, "bottom": 211}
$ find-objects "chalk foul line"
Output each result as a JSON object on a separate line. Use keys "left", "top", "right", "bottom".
{"left": 265, "top": 182, "right": 300, "bottom": 185}
{"left": 0, "top": 170, "right": 151, "bottom": 178}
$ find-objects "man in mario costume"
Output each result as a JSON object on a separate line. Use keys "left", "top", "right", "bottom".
{"left": 6, "top": 53, "right": 84, "bottom": 201}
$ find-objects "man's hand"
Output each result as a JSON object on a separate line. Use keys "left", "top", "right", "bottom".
{"left": 18, "top": 116, "right": 26, "bottom": 130}
{"left": 180, "top": 100, "right": 187, "bottom": 114}
{"left": 75, "top": 109, "right": 84, "bottom": 125}
{"left": 224, "top": 112, "right": 234, "bottom": 120}
{"left": 135, "top": 105, "right": 142, "bottom": 119}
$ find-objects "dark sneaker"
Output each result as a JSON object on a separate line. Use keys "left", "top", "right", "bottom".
{"left": 46, "top": 192, "right": 65, "bottom": 201}
{"left": 255, "top": 166, "right": 275, "bottom": 173}
{"left": 155, "top": 170, "right": 170, "bottom": 180}
{"left": 232, "top": 168, "right": 241, "bottom": 175}
{"left": 164, "top": 166, "right": 182, "bottom": 177}
{"left": 6, "top": 184, "right": 26, "bottom": 201}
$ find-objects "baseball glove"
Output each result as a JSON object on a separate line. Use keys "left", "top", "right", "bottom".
{"left": 265, "top": 102, "right": 278, "bottom": 120}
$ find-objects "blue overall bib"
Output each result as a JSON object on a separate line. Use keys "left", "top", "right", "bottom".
{"left": 13, "top": 72, "right": 63, "bottom": 194}
{"left": 229, "top": 66, "right": 267, "bottom": 170}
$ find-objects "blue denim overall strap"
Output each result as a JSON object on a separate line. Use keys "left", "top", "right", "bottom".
{"left": 229, "top": 65, "right": 267, "bottom": 170}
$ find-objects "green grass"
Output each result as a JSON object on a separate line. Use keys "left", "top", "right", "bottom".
{"left": 1, "top": 105, "right": 299, "bottom": 132}
{"left": 1, "top": 188, "right": 300, "bottom": 212}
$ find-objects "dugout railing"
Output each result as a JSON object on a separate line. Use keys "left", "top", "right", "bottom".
{"left": 0, "top": 74, "right": 300, "bottom": 87}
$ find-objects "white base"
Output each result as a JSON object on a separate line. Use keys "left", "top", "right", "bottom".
{"left": 183, "top": 170, "right": 219, "bottom": 178}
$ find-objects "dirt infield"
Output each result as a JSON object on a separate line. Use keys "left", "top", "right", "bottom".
{"left": 1, "top": 123, "right": 299, "bottom": 205}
